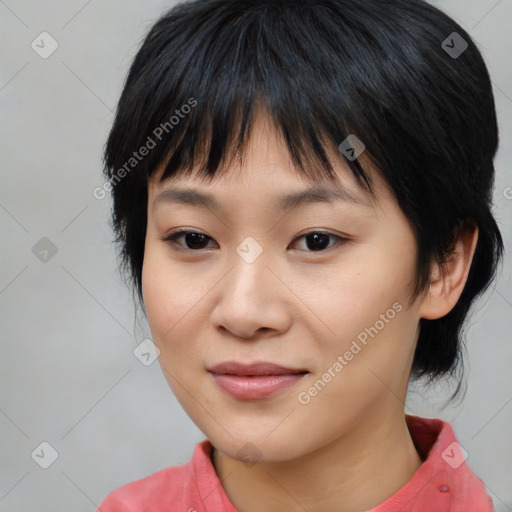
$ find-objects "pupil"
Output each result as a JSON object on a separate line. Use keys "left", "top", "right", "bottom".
{"left": 307, "top": 233, "right": 329, "bottom": 251}
{"left": 186, "top": 233, "right": 207, "bottom": 249}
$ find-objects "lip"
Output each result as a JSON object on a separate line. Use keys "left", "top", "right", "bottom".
{"left": 207, "top": 361, "right": 309, "bottom": 400}
{"left": 207, "top": 361, "right": 309, "bottom": 376}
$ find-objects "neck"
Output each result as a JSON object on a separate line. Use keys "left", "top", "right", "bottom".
{"left": 211, "top": 409, "right": 424, "bottom": 512}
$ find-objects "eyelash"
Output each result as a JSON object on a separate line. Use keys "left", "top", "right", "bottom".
{"left": 161, "top": 229, "right": 349, "bottom": 253}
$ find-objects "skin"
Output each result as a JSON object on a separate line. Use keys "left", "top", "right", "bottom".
{"left": 142, "top": 111, "right": 479, "bottom": 512}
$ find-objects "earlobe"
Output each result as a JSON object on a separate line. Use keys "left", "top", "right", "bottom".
{"left": 419, "top": 222, "right": 479, "bottom": 320}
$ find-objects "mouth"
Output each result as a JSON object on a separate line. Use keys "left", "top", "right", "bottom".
{"left": 207, "top": 361, "right": 310, "bottom": 376}
{"left": 207, "top": 361, "right": 310, "bottom": 400}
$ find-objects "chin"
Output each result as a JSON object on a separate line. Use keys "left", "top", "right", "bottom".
{"left": 207, "top": 428, "right": 308, "bottom": 464}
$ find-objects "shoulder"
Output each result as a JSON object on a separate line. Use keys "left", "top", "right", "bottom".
{"left": 95, "top": 439, "right": 217, "bottom": 512}
{"left": 96, "top": 457, "right": 195, "bottom": 511}
{"left": 428, "top": 418, "right": 494, "bottom": 511}
{"left": 391, "top": 415, "right": 495, "bottom": 512}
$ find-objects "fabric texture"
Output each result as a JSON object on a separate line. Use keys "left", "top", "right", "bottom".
{"left": 97, "top": 414, "right": 494, "bottom": 512}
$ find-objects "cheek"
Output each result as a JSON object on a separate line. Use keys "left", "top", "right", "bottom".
{"left": 141, "top": 240, "right": 188, "bottom": 343}
{"left": 141, "top": 249, "right": 172, "bottom": 334}
{"left": 141, "top": 240, "right": 213, "bottom": 354}
{"left": 311, "top": 243, "right": 417, "bottom": 365}
{"left": 314, "top": 264, "right": 399, "bottom": 331}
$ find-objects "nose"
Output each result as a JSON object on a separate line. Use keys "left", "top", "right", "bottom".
{"left": 209, "top": 251, "right": 292, "bottom": 340}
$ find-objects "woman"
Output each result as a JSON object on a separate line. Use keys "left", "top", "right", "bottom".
{"left": 98, "top": 0, "right": 503, "bottom": 509}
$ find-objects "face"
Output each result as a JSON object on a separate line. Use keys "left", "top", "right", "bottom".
{"left": 142, "top": 112, "right": 427, "bottom": 463}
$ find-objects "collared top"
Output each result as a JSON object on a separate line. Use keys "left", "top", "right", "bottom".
{"left": 97, "top": 415, "right": 494, "bottom": 512}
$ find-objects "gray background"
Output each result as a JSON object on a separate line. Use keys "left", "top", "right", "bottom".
{"left": 1, "top": 0, "right": 511, "bottom": 510}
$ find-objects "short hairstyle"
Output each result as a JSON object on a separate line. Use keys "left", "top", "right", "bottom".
{"left": 102, "top": 0, "right": 504, "bottom": 397}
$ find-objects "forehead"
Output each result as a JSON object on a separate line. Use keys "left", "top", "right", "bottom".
{"left": 147, "top": 167, "right": 392, "bottom": 226}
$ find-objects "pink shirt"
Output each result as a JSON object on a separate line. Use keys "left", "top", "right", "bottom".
{"left": 97, "top": 415, "right": 494, "bottom": 511}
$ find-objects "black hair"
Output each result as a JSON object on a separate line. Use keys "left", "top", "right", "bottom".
{"left": 102, "top": 0, "right": 504, "bottom": 397}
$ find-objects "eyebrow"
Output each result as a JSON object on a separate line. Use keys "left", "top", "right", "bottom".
{"left": 152, "top": 184, "right": 373, "bottom": 214}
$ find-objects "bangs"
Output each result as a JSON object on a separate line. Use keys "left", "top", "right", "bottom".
{"left": 155, "top": 96, "right": 375, "bottom": 197}
{"left": 110, "top": 0, "right": 386, "bottom": 198}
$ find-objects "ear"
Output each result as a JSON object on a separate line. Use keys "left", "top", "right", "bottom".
{"left": 418, "top": 221, "right": 479, "bottom": 320}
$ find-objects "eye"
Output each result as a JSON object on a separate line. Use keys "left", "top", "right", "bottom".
{"left": 290, "top": 231, "right": 348, "bottom": 252}
{"left": 162, "top": 230, "right": 217, "bottom": 251}
{"left": 161, "top": 230, "right": 348, "bottom": 253}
